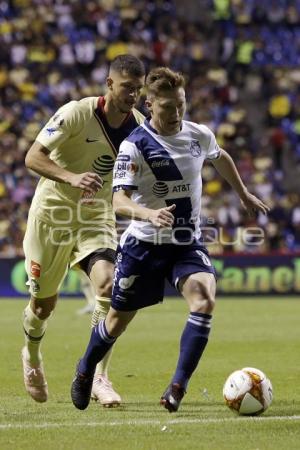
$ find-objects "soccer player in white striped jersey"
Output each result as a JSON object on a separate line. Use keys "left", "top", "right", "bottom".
{"left": 71, "top": 67, "right": 269, "bottom": 412}
{"left": 22, "top": 55, "right": 145, "bottom": 406}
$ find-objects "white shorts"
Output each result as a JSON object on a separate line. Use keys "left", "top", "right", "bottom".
{"left": 23, "top": 216, "right": 117, "bottom": 298}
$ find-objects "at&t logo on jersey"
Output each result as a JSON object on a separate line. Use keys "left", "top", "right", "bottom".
{"left": 152, "top": 181, "right": 191, "bottom": 197}
{"left": 92, "top": 155, "right": 114, "bottom": 176}
{"left": 152, "top": 181, "right": 169, "bottom": 197}
{"left": 172, "top": 183, "right": 190, "bottom": 193}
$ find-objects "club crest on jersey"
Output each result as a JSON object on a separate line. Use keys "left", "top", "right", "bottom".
{"left": 46, "top": 127, "right": 57, "bottom": 136}
{"left": 46, "top": 115, "right": 65, "bottom": 136}
{"left": 119, "top": 275, "right": 139, "bottom": 290}
{"left": 189, "top": 140, "right": 202, "bottom": 157}
{"left": 30, "top": 278, "right": 40, "bottom": 293}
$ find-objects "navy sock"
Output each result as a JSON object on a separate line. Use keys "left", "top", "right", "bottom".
{"left": 78, "top": 320, "right": 116, "bottom": 376}
{"left": 172, "top": 312, "right": 212, "bottom": 390}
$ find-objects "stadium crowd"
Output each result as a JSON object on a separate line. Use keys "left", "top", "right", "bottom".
{"left": 1, "top": 0, "right": 300, "bottom": 256}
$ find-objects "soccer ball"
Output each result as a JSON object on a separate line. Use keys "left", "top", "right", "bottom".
{"left": 223, "top": 367, "right": 273, "bottom": 415}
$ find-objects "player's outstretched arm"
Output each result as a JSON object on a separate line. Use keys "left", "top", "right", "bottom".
{"left": 25, "top": 141, "right": 103, "bottom": 194}
{"left": 113, "top": 189, "right": 175, "bottom": 227}
{"left": 211, "top": 148, "right": 270, "bottom": 215}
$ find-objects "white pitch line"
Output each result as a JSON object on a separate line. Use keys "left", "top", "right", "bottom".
{"left": 0, "top": 415, "right": 300, "bottom": 430}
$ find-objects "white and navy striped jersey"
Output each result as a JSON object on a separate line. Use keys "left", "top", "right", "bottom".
{"left": 113, "top": 119, "right": 220, "bottom": 243}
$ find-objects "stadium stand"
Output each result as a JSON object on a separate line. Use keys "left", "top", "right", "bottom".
{"left": 1, "top": 0, "right": 300, "bottom": 256}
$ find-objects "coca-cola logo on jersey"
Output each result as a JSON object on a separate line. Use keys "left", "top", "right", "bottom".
{"left": 151, "top": 160, "right": 170, "bottom": 168}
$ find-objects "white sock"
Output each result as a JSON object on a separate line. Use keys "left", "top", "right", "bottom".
{"left": 23, "top": 304, "right": 49, "bottom": 365}
{"left": 92, "top": 296, "right": 112, "bottom": 378}
{"left": 79, "top": 271, "right": 95, "bottom": 307}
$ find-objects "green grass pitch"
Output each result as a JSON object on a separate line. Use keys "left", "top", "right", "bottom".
{"left": 0, "top": 297, "right": 299, "bottom": 450}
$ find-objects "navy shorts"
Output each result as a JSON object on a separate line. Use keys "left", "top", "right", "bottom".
{"left": 111, "top": 234, "right": 216, "bottom": 311}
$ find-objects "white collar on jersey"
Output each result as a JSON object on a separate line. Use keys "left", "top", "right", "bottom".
{"left": 144, "top": 117, "right": 183, "bottom": 136}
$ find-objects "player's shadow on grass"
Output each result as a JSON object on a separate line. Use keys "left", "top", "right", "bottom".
{"left": 112, "top": 402, "right": 160, "bottom": 413}
{"left": 262, "top": 399, "right": 300, "bottom": 417}
{"left": 111, "top": 401, "right": 223, "bottom": 415}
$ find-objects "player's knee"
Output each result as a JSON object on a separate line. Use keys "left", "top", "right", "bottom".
{"left": 105, "top": 309, "right": 135, "bottom": 337}
{"left": 105, "top": 318, "right": 128, "bottom": 337}
{"left": 30, "top": 295, "right": 57, "bottom": 320}
{"left": 202, "top": 293, "right": 216, "bottom": 314}
{"left": 95, "top": 276, "right": 113, "bottom": 298}
{"left": 188, "top": 282, "right": 216, "bottom": 314}
{"left": 191, "top": 296, "right": 215, "bottom": 314}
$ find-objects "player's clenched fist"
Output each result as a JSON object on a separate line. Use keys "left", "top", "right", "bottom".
{"left": 147, "top": 204, "right": 176, "bottom": 228}
{"left": 68, "top": 172, "right": 103, "bottom": 194}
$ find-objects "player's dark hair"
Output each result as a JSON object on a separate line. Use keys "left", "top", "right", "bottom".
{"left": 146, "top": 67, "right": 185, "bottom": 97}
{"left": 110, "top": 55, "right": 145, "bottom": 77}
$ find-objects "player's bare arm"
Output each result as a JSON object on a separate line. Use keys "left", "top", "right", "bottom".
{"left": 211, "top": 148, "right": 270, "bottom": 215}
{"left": 25, "top": 141, "right": 103, "bottom": 194}
{"left": 113, "top": 189, "right": 176, "bottom": 227}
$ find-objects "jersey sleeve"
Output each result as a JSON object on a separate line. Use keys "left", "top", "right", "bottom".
{"left": 35, "top": 101, "right": 84, "bottom": 151}
{"left": 199, "top": 125, "right": 221, "bottom": 160}
{"left": 113, "top": 140, "right": 142, "bottom": 192}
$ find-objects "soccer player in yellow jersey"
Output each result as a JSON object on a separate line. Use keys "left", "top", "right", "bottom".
{"left": 22, "top": 55, "right": 145, "bottom": 406}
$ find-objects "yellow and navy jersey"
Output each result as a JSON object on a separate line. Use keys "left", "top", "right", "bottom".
{"left": 30, "top": 96, "right": 144, "bottom": 226}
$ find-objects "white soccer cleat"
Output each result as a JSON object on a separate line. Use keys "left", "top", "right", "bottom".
{"left": 21, "top": 347, "right": 48, "bottom": 403}
{"left": 91, "top": 375, "right": 121, "bottom": 407}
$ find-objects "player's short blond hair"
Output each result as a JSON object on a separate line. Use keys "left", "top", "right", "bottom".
{"left": 146, "top": 67, "right": 185, "bottom": 98}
